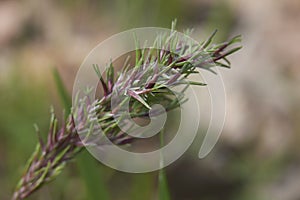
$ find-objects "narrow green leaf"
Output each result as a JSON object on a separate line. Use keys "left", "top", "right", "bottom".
{"left": 128, "top": 90, "right": 151, "bottom": 109}
{"left": 93, "top": 64, "right": 108, "bottom": 95}
{"left": 52, "top": 146, "right": 70, "bottom": 167}
{"left": 215, "top": 61, "right": 231, "bottom": 69}
{"left": 222, "top": 46, "right": 242, "bottom": 58}
{"left": 158, "top": 169, "right": 170, "bottom": 200}
{"left": 52, "top": 68, "right": 71, "bottom": 114}
{"left": 158, "top": 130, "right": 171, "bottom": 200}
{"left": 228, "top": 35, "right": 242, "bottom": 45}
{"left": 201, "top": 29, "right": 218, "bottom": 49}
{"left": 188, "top": 81, "right": 207, "bottom": 86}
{"left": 35, "top": 161, "right": 51, "bottom": 189}
{"left": 133, "top": 32, "right": 141, "bottom": 65}
{"left": 171, "top": 19, "right": 177, "bottom": 32}
{"left": 107, "top": 62, "right": 114, "bottom": 84}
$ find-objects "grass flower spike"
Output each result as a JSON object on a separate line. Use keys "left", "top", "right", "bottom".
{"left": 13, "top": 22, "right": 241, "bottom": 199}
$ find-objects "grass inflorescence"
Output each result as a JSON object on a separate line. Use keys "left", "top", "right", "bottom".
{"left": 12, "top": 22, "right": 241, "bottom": 199}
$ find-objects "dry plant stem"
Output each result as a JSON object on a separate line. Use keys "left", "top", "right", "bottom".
{"left": 12, "top": 23, "right": 241, "bottom": 199}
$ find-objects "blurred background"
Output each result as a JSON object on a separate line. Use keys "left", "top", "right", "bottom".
{"left": 1, "top": 0, "right": 300, "bottom": 199}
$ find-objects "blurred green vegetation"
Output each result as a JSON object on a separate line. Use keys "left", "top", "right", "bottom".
{"left": 0, "top": 67, "right": 51, "bottom": 199}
